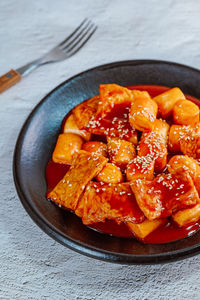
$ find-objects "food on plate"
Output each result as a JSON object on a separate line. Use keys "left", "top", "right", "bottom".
{"left": 169, "top": 124, "right": 200, "bottom": 157}
{"left": 126, "top": 156, "right": 155, "bottom": 181}
{"left": 172, "top": 99, "right": 199, "bottom": 126}
{"left": 75, "top": 182, "right": 144, "bottom": 225}
{"left": 96, "top": 163, "right": 124, "bottom": 183}
{"left": 48, "top": 150, "right": 108, "bottom": 210}
{"left": 127, "top": 218, "right": 167, "bottom": 239}
{"left": 129, "top": 92, "right": 158, "bottom": 131}
{"left": 63, "top": 114, "right": 91, "bottom": 141}
{"left": 153, "top": 87, "right": 185, "bottom": 118}
{"left": 52, "top": 133, "right": 83, "bottom": 164}
{"left": 82, "top": 141, "right": 107, "bottom": 157}
{"left": 107, "top": 137, "right": 136, "bottom": 169}
{"left": 46, "top": 83, "right": 200, "bottom": 244}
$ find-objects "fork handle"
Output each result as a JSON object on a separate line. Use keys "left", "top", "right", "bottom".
{"left": 0, "top": 69, "right": 22, "bottom": 94}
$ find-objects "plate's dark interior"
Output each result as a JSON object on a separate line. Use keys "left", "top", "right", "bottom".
{"left": 13, "top": 60, "right": 200, "bottom": 264}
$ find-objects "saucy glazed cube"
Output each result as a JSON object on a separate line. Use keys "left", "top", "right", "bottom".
{"left": 130, "top": 173, "right": 199, "bottom": 220}
{"left": 96, "top": 84, "right": 135, "bottom": 118}
{"left": 63, "top": 114, "right": 91, "bottom": 141}
{"left": 126, "top": 156, "right": 155, "bottom": 181}
{"left": 153, "top": 87, "right": 185, "bottom": 118}
{"left": 172, "top": 204, "right": 200, "bottom": 227}
{"left": 168, "top": 124, "right": 185, "bottom": 152}
{"left": 127, "top": 218, "right": 167, "bottom": 239}
{"left": 137, "top": 132, "right": 167, "bottom": 172}
{"left": 168, "top": 124, "right": 200, "bottom": 154}
{"left": 96, "top": 163, "right": 124, "bottom": 183}
{"left": 48, "top": 150, "right": 108, "bottom": 211}
{"left": 129, "top": 94, "right": 158, "bottom": 131}
{"left": 173, "top": 99, "right": 199, "bottom": 126}
{"left": 75, "top": 182, "right": 145, "bottom": 225}
{"left": 52, "top": 133, "right": 83, "bottom": 164}
{"left": 168, "top": 155, "right": 200, "bottom": 179}
{"left": 107, "top": 137, "right": 136, "bottom": 168}
{"left": 82, "top": 141, "right": 107, "bottom": 157}
{"left": 152, "top": 119, "right": 169, "bottom": 144}
{"left": 168, "top": 155, "right": 200, "bottom": 196}
{"left": 72, "top": 95, "right": 99, "bottom": 129}
{"left": 179, "top": 126, "right": 200, "bottom": 159}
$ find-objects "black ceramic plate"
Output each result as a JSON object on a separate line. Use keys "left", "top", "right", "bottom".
{"left": 13, "top": 60, "right": 200, "bottom": 264}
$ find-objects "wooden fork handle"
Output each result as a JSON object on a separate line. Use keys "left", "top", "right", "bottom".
{"left": 0, "top": 69, "right": 22, "bottom": 94}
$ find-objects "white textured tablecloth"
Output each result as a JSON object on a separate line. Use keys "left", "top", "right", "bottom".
{"left": 1, "top": 1, "right": 200, "bottom": 299}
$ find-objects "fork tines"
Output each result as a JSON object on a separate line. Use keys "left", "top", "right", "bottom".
{"left": 59, "top": 19, "right": 97, "bottom": 56}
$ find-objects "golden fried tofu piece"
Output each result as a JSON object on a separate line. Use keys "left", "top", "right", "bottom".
{"left": 87, "top": 118, "right": 138, "bottom": 145}
{"left": 172, "top": 204, "right": 200, "bottom": 227}
{"left": 75, "top": 182, "right": 145, "bottom": 225}
{"left": 153, "top": 87, "right": 185, "bottom": 118}
{"left": 107, "top": 137, "right": 136, "bottom": 168}
{"left": 130, "top": 173, "right": 199, "bottom": 220}
{"left": 52, "top": 133, "right": 83, "bottom": 164}
{"left": 168, "top": 155, "right": 200, "bottom": 196}
{"left": 96, "top": 163, "right": 124, "bottom": 183}
{"left": 130, "top": 178, "right": 163, "bottom": 220}
{"left": 168, "top": 124, "right": 200, "bottom": 154}
{"left": 179, "top": 125, "right": 200, "bottom": 159}
{"left": 63, "top": 114, "right": 91, "bottom": 141}
{"left": 72, "top": 96, "right": 99, "bottom": 129}
{"left": 173, "top": 99, "right": 199, "bottom": 126}
{"left": 127, "top": 218, "right": 167, "bottom": 239}
{"left": 137, "top": 132, "right": 167, "bottom": 172}
{"left": 152, "top": 119, "right": 169, "bottom": 144}
{"left": 82, "top": 141, "right": 107, "bottom": 157}
{"left": 96, "top": 84, "right": 142, "bottom": 118}
{"left": 129, "top": 94, "right": 158, "bottom": 131}
{"left": 48, "top": 150, "right": 108, "bottom": 211}
{"left": 126, "top": 156, "right": 155, "bottom": 181}
{"left": 168, "top": 155, "right": 200, "bottom": 179}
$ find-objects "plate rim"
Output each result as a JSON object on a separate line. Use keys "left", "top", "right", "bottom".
{"left": 13, "top": 59, "right": 200, "bottom": 264}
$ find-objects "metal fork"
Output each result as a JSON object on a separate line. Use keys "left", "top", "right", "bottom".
{"left": 0, "top": 19, "right": 97, "bottom": 94}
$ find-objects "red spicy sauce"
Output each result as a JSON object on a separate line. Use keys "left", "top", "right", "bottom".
{"left": 46, "top": 84, "right": 200, "bottom": 244}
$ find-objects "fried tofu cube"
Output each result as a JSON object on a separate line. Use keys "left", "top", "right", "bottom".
{"left": 153, "top": 87, "right": 185, "bottom": 118}
{"left": 172, "top": 204, "right": 200, "bottom": 227}
{"left": 48, "top": 150, "right": 108, "bottom": 211}
{"left": 127, "top": 218, "right": 167, "bottom": 239}
{"left": 168, "top": 155, "right": 200, "bottom": 179}
{"left": 137, "top": 132, "right": 167, "bottom": 172}
{"left": 107, "top": 137, "right": 136, "bottom": 168}
{"left": 63, "top": 114, "right": 91, "bottom": 141}
{"left": 75, "top": 182, "right": 144, "bottom": 225}
{"left": 152, "top": 119, "right": 169, "bottom": 144}
{"left": 168, "top": 155, "right": 200, "bottom": 196}
{"left": 96, "top": 84, "right": 134, "bottom": 118}
{"left": 130, "top": 178, "right": 163, "bottom": 220}
{"left": 72, "top": 96, "right": 99, "bottom": 129}
{"left": 96, "top": 163, "right": 124, "bottom": 183}
{"left": 129, "top": 94, "right": 158, "bottom": 131}
{"left": 131, "top": 173, "right": 199, "bottom": 220}
{"left": 179, "top": 125, "right": 200, "bottom": 159}
{"left": 126, "top": 156, "right": 155, "bottom": 181}
{"left": 52, "top": 133, "right": 83, "bottom": 164}
{"left": 82, "top": 141, "right": 107, "bottom": 157}
{"left": 168, "top": 124, "right": 200, "bottom": 154}
{"left": 173, "top": 99, "right": 199, "bottom": 126}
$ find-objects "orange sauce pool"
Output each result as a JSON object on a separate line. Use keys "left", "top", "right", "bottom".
{"left": 46, "top": 84, "right": 200, "bottom": 244}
